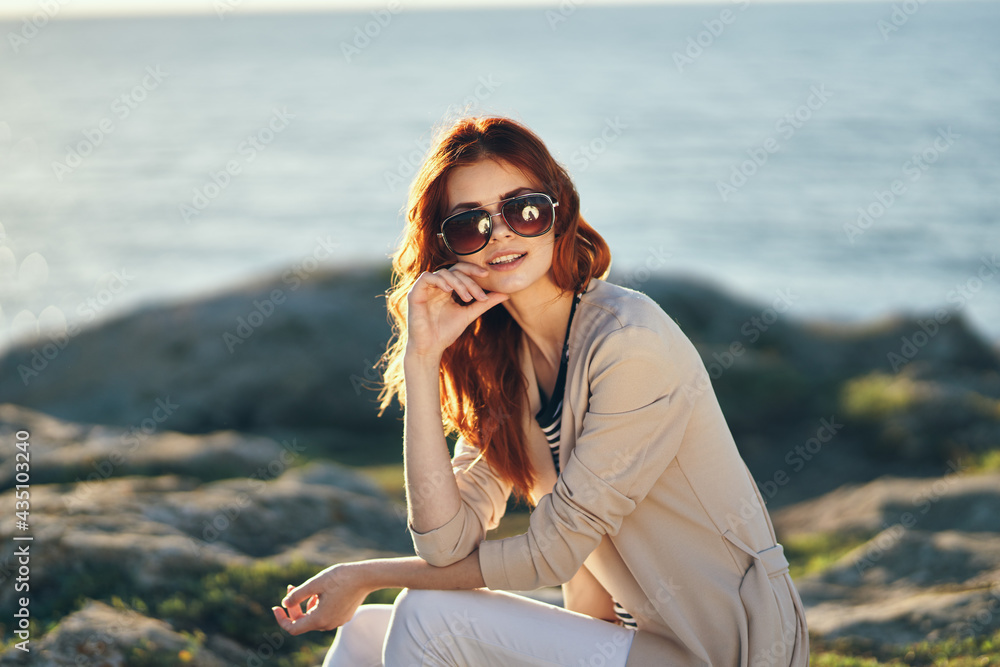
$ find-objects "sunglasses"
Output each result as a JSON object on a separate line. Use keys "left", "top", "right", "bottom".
{"left": 437, "top": 192, "right": 559, "bottom": 256}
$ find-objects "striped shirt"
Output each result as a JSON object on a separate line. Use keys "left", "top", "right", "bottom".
{"left": 533, "top": 293, "right": 637, "bottom": 631}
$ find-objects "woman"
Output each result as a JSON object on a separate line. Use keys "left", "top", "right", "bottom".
{"left": 272, "top": 116, "right": 809, "bottom": 666}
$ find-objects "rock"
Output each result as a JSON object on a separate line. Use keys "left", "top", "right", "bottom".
{"left": 636, "top": 277, "right": 1000, "bottom": 475}
{"left": 0, "top": 403, "right": 391, "bottom": 496}
{"left": 839, "top": 368, "right": 1000, "bottom": 461}
{"left": 772, "top": 469, "right": 1000, "bottom": 537}
{"left": 631, "top": 274, "right": 999, "bottom": 380}
{"left": 823, "top": 529, "right": 1000, "bottom": 589}
{"left": 279, "top": 459, "right": 387, "bottom": 500}
{"left": 0, "top": 265, "right": 400, "bottom": 438}
{"left": 0, "top": 403, "right": 313, "bottom": 490}
{"left": 1, "top": 268, "right": 999, "bottom": 657}
{"left": 774, "top": 470, "right": 1000, "bottom": 645}
{"left": 1, "top": 268, "right": 995, "bottom": 448}
{"left": 0, "top": 468, "right": 411, "bottom": 615}
{"left": 1, "top": 600, "right": 231, "bottom": 666}
{"left": 801, "top": 583, "right": 1000, "bottom": 645}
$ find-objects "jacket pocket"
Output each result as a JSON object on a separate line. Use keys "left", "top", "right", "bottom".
{"left": 722, "top": 530, "right": 801, "bottom": 667}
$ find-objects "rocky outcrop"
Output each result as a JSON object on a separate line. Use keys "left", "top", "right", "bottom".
{"left": 0, "top": 265, "right": 400, "bottom": 438}
{"left": 4, "top": 407, "right": 996, "bottom": 662}
{"left": 772, "top": 467, "right": 1000, "bottom": 537}
{"left": 0, "top": 268, "right": 998, "bottom": 661}
{"left": 633, "top": 274, "right": 999, "bottom": 380}
{"left": 838, "top": 367, "right": 1000, "bottom": 462}
{"left": 0, "top": 426, "right": 409, "bottom": 608}
{"left": 1, "top": 266, "right": 995, "bottom": 455}
{"left": 0, "top": 403, "right": 391, "bottom": 495}
{"left": 2, "top": 600, "right": 232, "bottom": 667}
{"left": 773, "top": 470, "right": 1000, "bottom": 645}
{"left": 0, "top": 403, "right": 413, "bottom": 665}
{"left": 0, "top": 466, "right": 410, "bottom": 611}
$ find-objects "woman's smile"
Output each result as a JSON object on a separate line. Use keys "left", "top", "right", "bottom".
{"left": 486, "top": 252, "right": 527, "bottom": 269}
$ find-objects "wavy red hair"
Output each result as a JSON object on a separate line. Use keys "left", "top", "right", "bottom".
{"left": 377, "top": 116, "right": 611, "bottom": 506}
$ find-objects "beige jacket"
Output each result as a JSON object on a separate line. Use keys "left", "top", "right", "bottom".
{"left": 409, "top": 278, "right": 809, "bottom": 666}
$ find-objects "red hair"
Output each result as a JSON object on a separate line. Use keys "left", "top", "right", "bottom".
{"left": 377, "top": 116, "right": 611, "bottom": 506}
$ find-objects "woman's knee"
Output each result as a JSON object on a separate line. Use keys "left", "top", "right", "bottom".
{"left": 395, "top": 588, "right": 482, "bottom": 629}
{"left": 323, "top": 604, "right": 393, "bottom": 667}
{"left": 384, "top": 588, "right": 473, "bottom": 662}
{"left": 343, "top": 603, "right": 394, "bottom": 637}
{"left": 392, "top": 588, "right": 455, "bottom": 615}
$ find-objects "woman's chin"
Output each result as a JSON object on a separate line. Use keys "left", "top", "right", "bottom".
{"left": 488, "top": 276, "right": 548, "bottom": 300}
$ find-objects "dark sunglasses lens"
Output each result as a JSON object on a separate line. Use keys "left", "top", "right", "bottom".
{"left": 443, "top": 211, "right": 491, "bottom": 255}
{"left": 502, "top": 195, "right": 554, "bottom": 237}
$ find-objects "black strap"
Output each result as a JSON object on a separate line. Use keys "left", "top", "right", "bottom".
{"left": 538, "top": 292, "right": 582, "bottom": 411}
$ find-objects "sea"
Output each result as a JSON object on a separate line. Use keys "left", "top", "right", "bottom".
{"left": 0, "top": 0, "right": 998, "bottom": 355}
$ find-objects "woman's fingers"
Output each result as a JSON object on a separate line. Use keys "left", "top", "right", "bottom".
{"left": 272, "top": 605, "right": 303, "bottom": 634}
{"left": 284, "top": 599, "right": 304, "bottom": 621}
{"left": 273, "top": 563, "right": 373, "bottom": 637}
{"left": 418, "top": 264, "right": 490, "bottom": 303}
{"left": 272, "top": 603, "right": 322, "bottom": 636}
{"left": 448, "top": 261, "right": 490, "bottom": 280}
{"left": 449, "top": 268, "right": 491, "bottom": 303}
{"left": 404, "top": 263, "right": 508, "bottom": 357}
{"left": 436, "top": 260, "right": 489, "bottom": 279}
{"left": 274, "top": 584, "right": 324, "bottom": 635}
{"left": 461, "top": 289, "right": 509, "bottom": 316}
{"left": 272, "top": 606, "right": 290, "bottom": 630}
{"left": 426, "top": 270, "right": 476, "bottom": 302}
{"left": 282, "top": 581, "right": 317, "bottom": 618}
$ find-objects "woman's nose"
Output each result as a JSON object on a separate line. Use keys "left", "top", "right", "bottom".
{"left": 488, "top": 210, "right": 514, "bottom": 239}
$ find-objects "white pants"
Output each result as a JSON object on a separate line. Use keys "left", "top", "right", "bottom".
{"left": 322, "top": 588, "right": 636, "bottom": 667}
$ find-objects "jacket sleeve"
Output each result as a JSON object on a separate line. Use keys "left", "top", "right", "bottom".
{"left": 477, "top": 322, "right": 703, "bottom": 591}
{"left": 408, "top": 434, "right": 514, "bottom": 567}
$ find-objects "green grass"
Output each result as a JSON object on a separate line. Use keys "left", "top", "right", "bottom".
{"left": 811, "top": 651, "right": 886, "bottom": 666}
{"left": 785, "top": 532, "right": 1000, "bottom": 664}
{"left": 119, "top": 626, "right": 207, "bottom": 667}
{"left": 354, "top": 461, "right": 406, "bottom": 501}
{"left": 840, "top": 373, "right": 924, "bottom": 420}
{"left": 278, "top": 449, "right": 1000, "bottom": 666}
{"left": 962, "top": 448, "right": 1000, "bottom": 474}
{"left": 155, "top": 558, "right": 401, "bottom": 659}
{"left": 783, "top": 530, "right": 876, "bottom": 580}
{"left": 4, "top": 557, "right": 402, "bottom": 667}
{"left": 809, "top": 629, "right": 1000, "bottom": 665}
{"left": 14, "top": 540, "right": 1000, "bottom": 665}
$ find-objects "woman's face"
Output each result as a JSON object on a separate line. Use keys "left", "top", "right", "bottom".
{"left": 442, "top": 158, "right": 557, "bottom": 297}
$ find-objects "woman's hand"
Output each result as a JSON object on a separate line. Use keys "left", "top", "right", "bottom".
{"left": 272, "top": 563, "right": 372, "bottom": 635}
{"left": 405, "top": 262, "right": 509, "bottom": 359}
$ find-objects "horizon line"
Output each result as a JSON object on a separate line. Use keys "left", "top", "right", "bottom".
{"left": 0, "top": 0, "right": 972, "bottom": 21}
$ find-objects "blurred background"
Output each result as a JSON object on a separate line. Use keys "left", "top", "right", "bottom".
{"left": 0, "top": 0, "right": 997, "bottom": 348}
{"left": 1, "top": 1, "right": 999, "bottom": 665}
